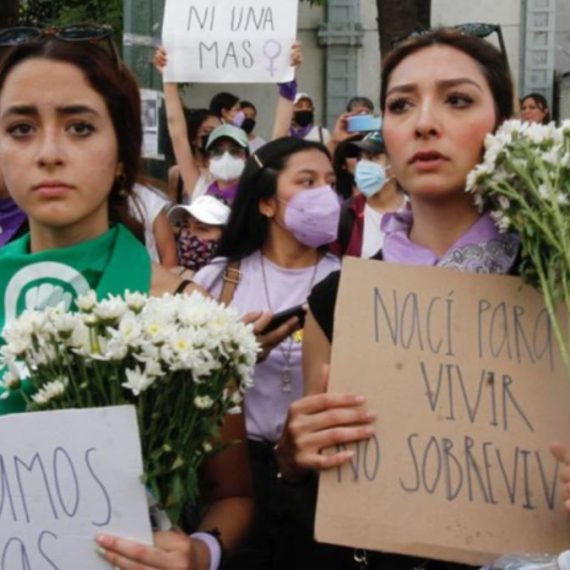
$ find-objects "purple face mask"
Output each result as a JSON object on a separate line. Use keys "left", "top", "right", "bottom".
{"left": 282, "top": 185, "right": 341, "bottom": 248}
{"left": 232, "top": 110, "right": 246, "bottom": 128}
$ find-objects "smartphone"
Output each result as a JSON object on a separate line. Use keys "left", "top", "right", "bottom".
{"left": 347, "top": 114, "right": 381, "bottom": 133}
{"left": 261, "top": 305, "right": 306, "bottom": 335}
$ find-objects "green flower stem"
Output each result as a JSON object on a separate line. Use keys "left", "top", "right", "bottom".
{"left": 489, "top": 180, "right": 561, "bottom": 248}
{"left": 528, "top": 243, "right": 570, "bottom": 374}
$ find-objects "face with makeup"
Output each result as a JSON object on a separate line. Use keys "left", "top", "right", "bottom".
{"left": 0, "top": 58, "right": 121, "bottom": 242}
{"left": 382, "top": 44, "right": 497, "bottom": 202}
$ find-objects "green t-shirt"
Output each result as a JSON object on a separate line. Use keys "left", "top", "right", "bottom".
{"left": 0, "top": 225, "right": 151, "bottom": 414}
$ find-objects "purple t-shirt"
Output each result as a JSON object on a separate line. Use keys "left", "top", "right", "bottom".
{"left": 193, "top": 250, "right": 340, "bottom": 441}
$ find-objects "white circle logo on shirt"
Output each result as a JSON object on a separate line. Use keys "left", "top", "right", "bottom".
{"left": 4, "top": 262, "right": 90, "bottom": 327}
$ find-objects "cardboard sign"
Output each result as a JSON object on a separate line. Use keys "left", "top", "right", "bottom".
{"left": 315, "top": 258, "right": 570, "bottom": 566}
{"left": 0, "top": 406, "right": 153, "bottom": 569}
{"left": 162, "top": 0, "right": 298, "bottom": 83}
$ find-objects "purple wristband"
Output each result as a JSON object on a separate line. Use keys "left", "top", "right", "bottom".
{"left": 278, "top": 78, "right": 298, "bottom": 101}
{"left": 190, "top": 532, "right": 222, "bottom": 570}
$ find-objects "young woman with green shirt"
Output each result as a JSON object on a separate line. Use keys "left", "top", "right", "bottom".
{"left": 0, "top": 30, "right": 253, "bottom": 570}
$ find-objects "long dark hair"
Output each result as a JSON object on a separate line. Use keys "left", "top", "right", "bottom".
{"left": 332, "top": 135, "right": 362, "bottom": 200}
{"left": 209, "top": 91, "right": 239, "bottom": 119}
{"left": 216, "top": 137, "right": 331, "bottom": 261}
{"left": 0, "top": 37, "right": 145, "bottom": 241}
{"left": 380, "top": 28, "right": 514, "bottom": 128}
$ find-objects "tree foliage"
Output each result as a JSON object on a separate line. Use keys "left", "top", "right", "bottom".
{"left": 15, "top": 0, "right": 123, "bottom": 47}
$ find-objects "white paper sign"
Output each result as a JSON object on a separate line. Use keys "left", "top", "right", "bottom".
{"left": 0, "top": 406, "right": 153, "bottom": 569}
{"left": 162, "top": 0, "right": 299, "bottom": 83}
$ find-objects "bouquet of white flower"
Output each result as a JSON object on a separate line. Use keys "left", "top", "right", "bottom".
{"left": 467, "top": 119, "right": 570, "bottom": 371}
{"left": 0, "top": 290, "right": 258, "bottom": 525}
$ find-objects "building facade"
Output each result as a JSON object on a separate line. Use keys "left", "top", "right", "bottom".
{"left": 128, "top": 1, "right": 563, "bottom": 146}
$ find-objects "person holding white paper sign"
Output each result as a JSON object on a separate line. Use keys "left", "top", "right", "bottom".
{"left": 154, "top": 42, "right": 302, "bottom": 205}
{"left": 273, "top": 28, "right": 558, "bottom": 570}
{"left": 0, "top": 29, "right": 253, "bottom": 570}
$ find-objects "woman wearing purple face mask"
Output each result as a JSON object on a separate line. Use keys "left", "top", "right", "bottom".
{"left": 192, "top": 137, "right": 341, "bottom": 570}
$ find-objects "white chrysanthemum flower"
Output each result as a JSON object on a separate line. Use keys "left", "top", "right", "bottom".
{"left": 83, "top": 313, "right": 98, "bottom": 326}
{"left": 32, "top": 378, "right": 68, "bottom": 405}
{"left": 490, "top": 210, "right": 511, "bottom": 233}
{"left": 93, "top": 296, "right": 128, "bottom": 321}
{"left": 29, "top": 343, "right": 57, "bottom": 367}
{"left": 542, "top": 146, "right": 563, "bottom": 165}
{"left": 103, "top": 337, "right": 129, "bottom": 361}
{"left": 194, "top": 395, "right": 214, "bottom": 409}
{"left": 139, "top": 358, "right": 163, "bottom": 378}
{"left": 49, "top": 311, "right": 80, "bottom": 340}
{"left": 538, "top": 184, "right": 549, "bottom": 199}
{"left": 124, "top": 290, "right": 147, "bottom": 312}
{"left": 1, "top": 363, "right": 22, "bottom": 395}
{"left": 122, "top": 366, "right": 155, "bottom": 396}
{"left": 115, "top": 312, "right": 143, "bottom": 347}
{"left": 497, "top": 196, "right": 510, "bottom": 211}
{"left": 75, "top": 290, "right": 97, "bottom": 312}
{"left": 0, "top": 330, "right": 30, "bottom": 359}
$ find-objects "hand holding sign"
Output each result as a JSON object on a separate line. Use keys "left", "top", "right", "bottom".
{"left": 550, "top": 442, "right": 570, "bottom": 511}
{"left": 276, "top": 364, "right": 376, "bottom": 478}
{"left": 315, "top": 259, "right": 570, "bottom": 565}
{"left": 0, "top": 407, "right": 152, "bottom": 570}
{"left": 161, "top": 0, "right": 299, "bottom": 83}
{"left": 96, "top": 531, "right": 200, "bottom": 570}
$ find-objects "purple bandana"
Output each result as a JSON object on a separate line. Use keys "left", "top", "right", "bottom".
{"left": 206, "top": 181, "right": 238, "bottom": 205}
{"left": 0, "top": 198, "right": 27, "bottom": 247}
{"left": 381, "top": 209, "right": 520, "bottom": 274}
{"left": 289, "top": 124, "right": 313, "bottom": 140}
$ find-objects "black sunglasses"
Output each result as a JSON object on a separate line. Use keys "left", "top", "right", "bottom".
{"left": 0, "top": 24, "right": 119, "bottom": 64}
{"left": 391, "top": 22, "right": 508, "bottom": 66}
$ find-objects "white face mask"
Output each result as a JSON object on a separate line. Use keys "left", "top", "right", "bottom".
{"left": 208, "top": 152, "right": 245, "bottom": 183}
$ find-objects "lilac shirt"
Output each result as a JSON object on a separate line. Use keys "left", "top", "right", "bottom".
{"left": 194, "top": 250, "right": 340, "bottom": 441}
{"left": 381, "top": 210, "right": 520, "bottom": 274}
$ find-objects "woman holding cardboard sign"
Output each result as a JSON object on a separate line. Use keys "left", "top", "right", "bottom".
{"left": 0, "top": 29, "right": 253, "bottom": 570}
{"left": 274, "top": 28, "right": 540, "bottom": 569}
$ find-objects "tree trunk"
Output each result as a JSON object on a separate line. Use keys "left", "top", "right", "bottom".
{"left": 0, "top": 0, "right": 20, "bottom": 28}
{"left": 375, "top": 0, "right": 431, "bottom": 59}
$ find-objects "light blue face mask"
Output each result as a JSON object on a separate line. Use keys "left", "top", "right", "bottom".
{"left": 355, "top": 159, "right": 388, "bottom": 198}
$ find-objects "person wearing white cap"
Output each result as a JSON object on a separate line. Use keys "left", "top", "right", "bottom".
{"left": 168, "top": 195, "right": 231, "bottom": 277}
{"left": 290, "top": 92, "right": 331, "bottom": 145}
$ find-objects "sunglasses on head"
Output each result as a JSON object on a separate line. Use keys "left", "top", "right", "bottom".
{"left": 0, "top": 24, "right": 119, "bottom": 64}
{"left": 391, "top": 22, "right": 508, "bottom": 65}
